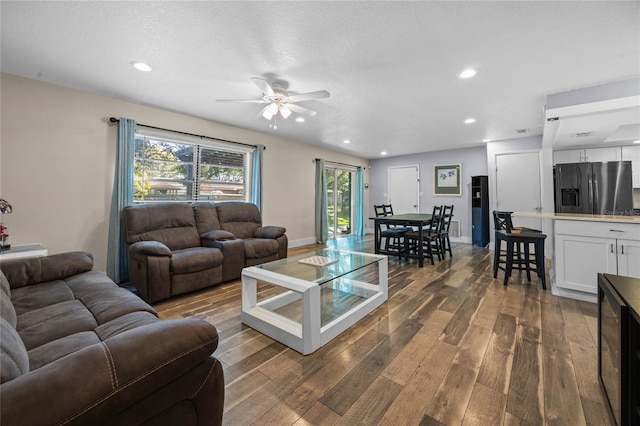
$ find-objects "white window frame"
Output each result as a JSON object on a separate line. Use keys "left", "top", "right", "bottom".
{"left": 133, "top": 128, "right": 254, "bottom": 204}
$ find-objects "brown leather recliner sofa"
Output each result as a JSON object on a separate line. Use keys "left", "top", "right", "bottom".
{"left": 0, "top": 252, "right": 224, "bottom": 426}
{"left": 123, "top": 202, "right": 287, "bottom": 303}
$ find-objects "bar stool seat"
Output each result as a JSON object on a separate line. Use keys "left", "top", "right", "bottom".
{"left": 494, "top": 229, "right": 547, "bottom": 289}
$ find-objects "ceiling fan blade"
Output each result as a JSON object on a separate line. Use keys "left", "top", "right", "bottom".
{"left": 216, "top": 98, "right": 267, "bottom": 103}
{"left": 251, "top": 77, "right": 275, "bottom": 96}
{"left": 286, "top": 103, "right": 317, "bottom": 116}
{"left": 287, "top": 90, "right": 330, "bottom": 102}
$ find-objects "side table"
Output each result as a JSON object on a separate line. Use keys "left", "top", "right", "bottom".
{"left": 0, "top": 243, "right": 48, "bottom": 261}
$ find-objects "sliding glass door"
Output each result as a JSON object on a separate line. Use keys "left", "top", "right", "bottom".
{"left": 326, "top": 167, "right": 354, "bottom": 239}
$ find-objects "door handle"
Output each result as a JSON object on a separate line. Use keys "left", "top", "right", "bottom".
{"left": 621, "top": 245, "right": 625, "bottom": 255}
{"left": 610, "top": 244, "right": 615, "bottom": 254}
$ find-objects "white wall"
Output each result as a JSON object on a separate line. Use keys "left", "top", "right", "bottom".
{"left": 369, "top": 146, "right": 488, "bottom": 243}
{"left": 0, "top": 73, "right": 369, "bottom": 271}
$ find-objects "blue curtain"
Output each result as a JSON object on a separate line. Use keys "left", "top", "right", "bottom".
{"left": 107, "top": 118, "right": 136, "bottom": 284}
{"left": 315, "top": 159, "right": 328, "bottom": 244}
{"left": 251, "top": 144, "right": 264, "bottom": 211}
{"left": 355, "top": 167, "right": 365, "bottom": 236}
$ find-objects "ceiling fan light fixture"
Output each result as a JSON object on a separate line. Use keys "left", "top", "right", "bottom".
{"left": 279, "top": 105, "right": 292, "bottom": 119}
{"left": 262, "top": 103, "right": 278, "bottom": 120}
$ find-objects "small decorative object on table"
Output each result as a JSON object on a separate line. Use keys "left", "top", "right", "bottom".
{"left": 298, "top": 255, "right": 338, "bottom": 267}
{"left": 0, "top": 198, "right": 13, "bottom": 251}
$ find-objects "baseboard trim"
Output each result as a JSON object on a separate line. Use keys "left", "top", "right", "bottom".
{"left": 288, "top": 237, "right": 318, "bottom": 248}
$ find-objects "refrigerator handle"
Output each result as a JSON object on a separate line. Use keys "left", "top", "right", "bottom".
{"left": 592, "top": 171, "right": 599, "bottom": 214}
{"left": 588, "top": 173, "right": 594, "bottom": 214}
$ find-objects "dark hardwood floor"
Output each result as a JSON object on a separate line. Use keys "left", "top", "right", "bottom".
{"left": 154, "top": 236, "right": 613, "bottom": 426}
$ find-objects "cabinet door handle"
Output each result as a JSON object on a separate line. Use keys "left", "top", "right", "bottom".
{"left": 611, "top": 244, "right": 615, "bottom": 254}
{"left": 609, "top": 229, "right": 624, "bottom": 233}
{"left": 621, "top": 245, "right": 625, "bottom": 255}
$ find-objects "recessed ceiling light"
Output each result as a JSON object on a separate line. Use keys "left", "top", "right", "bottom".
{"left": 132, "top": 61, "right": 153, "bottom": 72}
{"left": 380, "top": 151, "right": 387, "bottom": 156}
{"left": 458, "top": 69, "right": 477, "bottom": 79}
{"left": 634, "top": 140, "right": 640, "bottom": 144}
{"left": 343, "top": 139, "right": 351, "bottom": 144}
{"left": 295, "top": 117, "right": 305, "bottom": 123}
{"left": 482, "top": 138, "right": 491, "bottom": 143}
{"left": 464, "top": 118, "right": 476, "bottom": 124}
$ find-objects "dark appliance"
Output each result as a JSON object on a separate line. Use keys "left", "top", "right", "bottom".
{"left": 598, "top": 273, "right": 640, "bottom": 426}
{"left": 555, "top": 161, "right": 633, "bottom": 215}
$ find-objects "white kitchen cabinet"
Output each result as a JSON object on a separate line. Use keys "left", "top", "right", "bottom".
{"left": 554, "top": 149, "right": 584, "bottom": 164}
{"left": 554, "top": 220, "right": 640, "bottom": 295}
{"left": 622, "top": 145, "right": 640, "bottom": 188}
{"left": 617, "top": 238, "right": 640, "bottom": 278}
{"left": 553, "top": 147, "right": 622, "bottom": 165}
{"left": 555, "top": 233, "right": 617, "bottom": 293}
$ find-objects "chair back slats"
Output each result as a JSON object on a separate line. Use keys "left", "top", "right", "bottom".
{"left": 493, "top": 211, "right": 515, "bottom": 233}
{"left": 442, "top": 205, "right": 454, "bottom": 232}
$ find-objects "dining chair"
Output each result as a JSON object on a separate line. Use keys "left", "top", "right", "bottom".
{"left": 373, "top": 204, "right": 411, "bottom": 257}
{"left": 439, "top": 205, "right": 454, "bottom": 258}
{"left": 403, "top": 205, "right": 444, "bottom": 265}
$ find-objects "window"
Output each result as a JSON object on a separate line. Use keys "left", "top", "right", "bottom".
{"left": 133, "top": 132, "right": 252, "bottom": 203}
{"left": 325, "top": 167, "right": 354, "bottom": 238}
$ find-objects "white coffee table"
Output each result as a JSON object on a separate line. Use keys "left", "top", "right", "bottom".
{"left": 241, "top": 249, "right": 388, "bottom": 355}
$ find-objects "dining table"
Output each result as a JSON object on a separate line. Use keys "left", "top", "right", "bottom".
{"left": 369, "top": 213, "right": 433, "bottom": 267}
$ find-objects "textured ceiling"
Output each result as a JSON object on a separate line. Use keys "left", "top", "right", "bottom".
{"left": 1, "top": 1, "right": 639, "bottom": 159}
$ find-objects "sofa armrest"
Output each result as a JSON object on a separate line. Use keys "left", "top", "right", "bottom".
{"left": 129, "top": 241, "right": 172, "bottom": 257}
{"left": 253, "top": 226, "right": 286, "bottom": 239}
{"left": 200, "top": 229, "right": 236, "bottom": 242}
{"left": 0, "top": 319, "right": 221, "bottom": 426}
{"left": 0, "top": 251, "right": 94, "bottom": 289}
{"left": 202, "top": 238, "right": 245, "bottom": 282}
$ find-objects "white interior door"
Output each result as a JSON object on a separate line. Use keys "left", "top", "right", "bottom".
{"left": 388, "top": 165, "right": 419, "bottom": 214}
{"left": 496, "top": 152, "right": 542, "bottom": 230}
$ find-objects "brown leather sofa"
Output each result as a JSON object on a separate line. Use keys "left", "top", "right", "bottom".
{"left": 0, "top": 252, "right": 224, "bottom": 425}
{"left": 124, "top": 202, "right": 287, "bottom": 303}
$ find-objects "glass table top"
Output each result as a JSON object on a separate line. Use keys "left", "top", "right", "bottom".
{"left": 254, "top": 248, "right": 381, "bottom": 285}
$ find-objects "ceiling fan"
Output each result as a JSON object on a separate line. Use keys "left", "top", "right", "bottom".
{"left": 217, "top": 77, "right": 330, "bottom": 124}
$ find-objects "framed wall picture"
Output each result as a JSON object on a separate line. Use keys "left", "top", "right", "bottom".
{"left": 433, "top": 163, "right": 462, "bottom": 196}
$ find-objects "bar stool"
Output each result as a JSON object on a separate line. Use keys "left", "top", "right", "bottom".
{"left": 492, "top": 211, "right": 547, "bottom": 289}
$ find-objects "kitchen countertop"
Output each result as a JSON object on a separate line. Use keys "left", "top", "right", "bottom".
{"left": 513, "top": 211, "right": 640, "bottom": 224}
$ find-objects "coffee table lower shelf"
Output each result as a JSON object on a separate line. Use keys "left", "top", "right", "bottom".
{"left": 241, "top": 255, "right": 388, "bottom": 355}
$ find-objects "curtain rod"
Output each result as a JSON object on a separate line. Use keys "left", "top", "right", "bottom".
{"left": 315, "top": 158, "right": 362, "bottom": 169}
{"left": 109, "top": 117, "right": 262, "bottom": 150}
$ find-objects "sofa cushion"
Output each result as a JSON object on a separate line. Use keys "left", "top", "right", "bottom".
{"left": 27, "top": 330, "right": 100, "bottom": 371}
{"left": 94, "top": 311, "right": 160, "bottom": 341}
{"left": 0, "top": 317, "right": 29, "bottom": 384}
{"left": 17, "top": 300, "right": 99, "bottom": 350}
{"left": 11, "top": 280, "right": 74, "bottom": 317}
{"left": 123, "top": 203, "right": 201, "bottom": 250}
{"left": 216, "top": 202, "right": 262, "bottom": 239}
{"left": 244, "top": 238, "right": 280, "bottom": 259}
{"left": 1, "top": 270, "right": 17, "bottom": 327}
{"left": 192, "top": 202, "right": 222, "bottom": 233}
{"left": 171, "top": 247, "right": 223, "bottom": 275}
{"left": 3, "top": 252, "right": 94, "bottom": 290}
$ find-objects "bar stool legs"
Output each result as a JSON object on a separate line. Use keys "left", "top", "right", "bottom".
{"left": 493, "top": 231, "right": 547, "bottom": 290}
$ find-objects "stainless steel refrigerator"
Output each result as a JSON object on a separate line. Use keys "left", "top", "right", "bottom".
{"left": 554, "top": 161, "right": 633, "bottom": 215}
